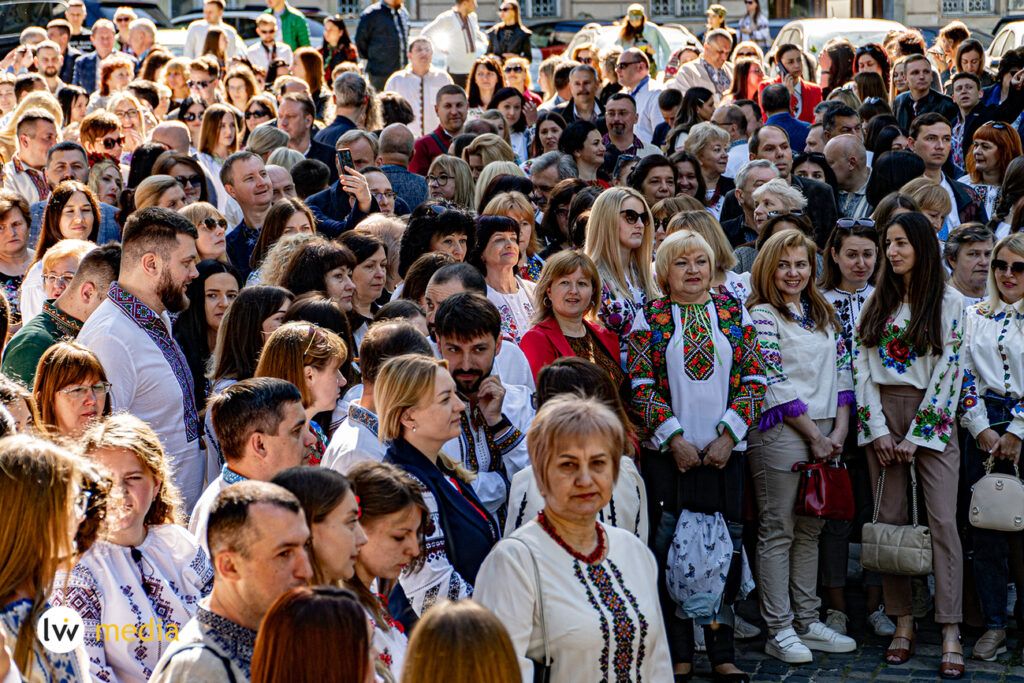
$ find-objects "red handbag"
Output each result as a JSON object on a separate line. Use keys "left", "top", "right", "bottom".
{"left": 791, "top": 460, "right": 855, "bottom": 521}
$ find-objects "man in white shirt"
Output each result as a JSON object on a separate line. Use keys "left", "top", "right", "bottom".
{"left": 184, "top": 0, "right": 248, "bottom": 60}
{"left": 246, "top": 14, "right": 293, "bottom": 71}
{"left": 384, "top": 37, "right": 453, "bottom": 139}
{"left": 189, "top": 377, "right": 315, "bottom": 552}
{"left": 322, "top": 321, "right": 433, "bottom": 474}
{"left": 2, "top": 109, "right": 57, "bottom": 205}
{"left": 419, "top": 0, "right": 485, "bottom": 84}
{"left": 434, "top": 292, "right": 534, "bottom": 517}
{"left": 615, "top": 48, "right": 664, "bottom": 145}
{"left": 77, "top": 207, "right": 205, "bottom": 510}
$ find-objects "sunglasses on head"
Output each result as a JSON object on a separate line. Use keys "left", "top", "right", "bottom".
{"left": 993, "top": 259, "right": 1024, "bottom": 274}
{"left": 102, "top": 135, "right": 125, "bottom": 149}
{"left": 620, "top": 208, "right": 645, "bottom": 225}
{"left": 202, "top": 217, "right": 229, "bottom": 230}
{"left": 500, "top": 4, "right": 514, "bottom": 9}
{"left": 984, "top": 121, "right": 1008, "bottom": 130}
{"left": 245, "top": 108, "right": 271, "bottom": 119}
{"left": 175, "top": 174, "right": 203, "bottom": 188}
{"left": 836, "top": 218, "right": 875, "bottom": 229}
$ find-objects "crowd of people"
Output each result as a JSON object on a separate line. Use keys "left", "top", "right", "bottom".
{"left": 0, "top": 1, "right": 1022, "bottom": 681}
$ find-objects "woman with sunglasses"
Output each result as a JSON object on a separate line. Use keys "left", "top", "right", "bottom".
{"left": 853, "top": 212, "right": 966, "bottom": 679}
{"left": 737, "top": 0, "right": 770, "bottom": 50}
{"left": 180, "top": 202, "right": 230, "bottom": 264}
{"left": 959, "top": 232, "right": 1024, "bottom": 662}
{"left": 486, "top": 0, "right": 532, "bottom": 62}
{"left": 502, "top": 56, "right": 542, "bottom": 108}
{"left": 152, "top": 152, "right": 210, "bottom": 206}
{"left": 242, "top": 93, "right": 277, "bottom": 143}
{"left": 175, "top": 96, "right": 206, "bottom": 149}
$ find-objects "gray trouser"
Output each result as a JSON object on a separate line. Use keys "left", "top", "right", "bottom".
{"left": 749, "top": 418, "right": 833, "bottom": 634}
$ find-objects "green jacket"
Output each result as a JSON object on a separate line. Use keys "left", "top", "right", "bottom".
{"left": 267, "top": 5, "right": 311, "bottom": 51}
{"left": 1, "top": 301, "right": 82, "bottom": 388}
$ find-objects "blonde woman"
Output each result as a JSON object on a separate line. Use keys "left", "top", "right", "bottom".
{"left": 461, "top": 133, "right": 515, "bottom": 181}
{"left": 53, "top": 414, "right": 214, "bottom": 683}
{"left": 667, "top": 210, "right": 750, "bottom": 303}
{"left": 502, "top": 56, "right": 541, "bottom": 107}
{"left": 107, "top": 92, "right": 149, "bottom": 156}
{"left": 684, "top": 121, "right": 733, "bottom": 219}
{"left": 19, "top": 238, "right": 94, "bottom": 326}
{"left": 735, "top": 178, "right": 809, "bottom": 273}
{"left": 180, "top": 202, "right": 230, "bottom": 263}
{"left": 133, "top": 175, "right": 187, "bottom": 211}
{"left": 901, "top": 177, "right": 953, "bottom": 236}
{"left": 747, "top": 229, "right": 856, "bottom": 664}
{"left": 473, "top": 160, "right": 524, "bottom": 213}
{"left": 584, "top": 187, "right": 660, "bottom": 350}
{"left": 482, "top": 191, "right": 543, "bottom": 281}
{"left": 163, "top": 57, "right": 192, "bottom": 106}
{"left": 427, "top": 155, "right": 474, "bottom": 209}
{"left": 88, "top": 159, "right": 123, "bottom": 207}
{"left": 374, "top": 354, "right": 499, "bottom": 622}
{"left": 245, "top": 124, "right": 291, "bottom": 161}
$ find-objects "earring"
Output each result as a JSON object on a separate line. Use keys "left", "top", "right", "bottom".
{"left": 412, "top": 424, "right": 417, "bottom": 432}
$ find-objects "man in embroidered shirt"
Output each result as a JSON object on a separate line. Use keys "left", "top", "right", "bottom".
{"left": 77, "top": 207, "right": 204, "bottom": 509}
{"left": 419, "top": 0, "right": 486, "bottom": 85}
{"left": 2, "top": 244, "right": 120, "bottom": 387}
{"left": 2, "top": 110, "right": 57, "bottom": 206}
{"left": 602, "top": 93, "right": 659, "bottom": 176}
{"left": 190, "top": 378, "right": 315, "bottom": 553}
{"left": 825, "top": 135, "right": 871, "bottom": 220}
{"left": 384, "top": 38, "right": 453, "bottom": 139}
{"left": 409, "top": 85, "right": 468, "bottom": 175}
{"left": 434, "top": 292, "right": 534, "bottom": 517}
{"left": 221, "top": 152, "right": 273, "bottom": 279}
{"left": 323, "top": 321, "right": 433, "bottom": 474}
{"left": 152, "top": 481, "right": 313, "bottom": 683}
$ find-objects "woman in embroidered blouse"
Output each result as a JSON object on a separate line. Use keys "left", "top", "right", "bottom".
{"left": 255, "top": 322, "right": 347, "bottom": 467}
{"left": 959, "top": 122, "right": 1022, "bottom": 223}
{"left": 519, "top": 250, "right": 623, "bottom": 386}
{"left": 344, "top": 460, "right": 431, "bottom": 681}
{"left": 666, "top": 210, "right": 751, "bottom": 304}
{"left": 684, "top": 122, "right": 734, "bottom": 220}
{"left": 33, "top": 341, "right": 110, "bottom": 440}
{"left": 0, "top": 192, "right": 33, "bottom": 331}
{"left": 481, "top": 192, "right": 544, "bottom": 283}
{"left": 746, "top": 229, "right": 857, "bottom": 664}
{"left": 584, "top": 187, "right": 660, "bottom": 352}
{"left": 737, "top": 0, "right": 771, "bottom": 50}
{"left": 853, "top": 211, "right": 966, "bottom": 678}
{"left": 375, "top": 354, "right": 498, "bottom": 626}
{"left": 624, "top": 229, "right": 764, "bottom": 681}
{"left": 957, "top": 232, "right": 1024, "bottom": 662}
{"left": 476, "top": 394, "right": 671, "bottom": 682}
{"left": 469, "top": 216, "right": 536, "bottom": 345}
{"left": 53, "top": 414, "right": 213, "bottom": 683}
{"left": 0, "top": 435, "right": 94, "bottom": 683}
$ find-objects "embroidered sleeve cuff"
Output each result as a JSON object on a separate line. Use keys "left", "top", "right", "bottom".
{"left": 758, "top": 398, "right": 808, "bottom": 432}
{"left": 719, "top": 410, "right": 748, "bottom": 445}
{"left": 655, "top": 418, "right": 684, "bottom": 449}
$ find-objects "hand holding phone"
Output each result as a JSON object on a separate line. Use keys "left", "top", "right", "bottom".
{"left": 336, "top": 149, "right": 354, "bottom": 176}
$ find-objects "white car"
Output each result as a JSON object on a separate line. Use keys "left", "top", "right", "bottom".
{"left": 989, "top": 21, "right": 1024, "bottom": 66}
{"left": 769, "top": 17, "right": 908, "bottom": 58}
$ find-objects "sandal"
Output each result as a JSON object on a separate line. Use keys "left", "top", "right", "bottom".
{"left": 885, "top": 629, "right": 915, "bottom": 665}
{"left": 940, "top": 637, "right": 965, "bottom": 680}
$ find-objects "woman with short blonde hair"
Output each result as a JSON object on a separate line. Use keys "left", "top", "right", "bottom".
{"left": 134, "top": 174, "right": 187, "bottom": 211}
{"left": 666, "top": 210, "right": 749, "bottom": 303}
{"left": 427, "top": 155, "right": 474, "bottom": 209}
{"left": 684, "top": 121, "right": 733, "bottom": 218}
{"left": 462, "top": 134, "right": 515, "bottom": 180}
{"left": 246, "top": 124, "right": 291, "bottom": 159}
{"left": 901, "top": 177, "right": 952, "bottom": 234}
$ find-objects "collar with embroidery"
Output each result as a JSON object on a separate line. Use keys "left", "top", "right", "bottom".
{"left": 220, "top": 465, "right": 247, "bottom": 485}
{"left": 196, "top": 606, "right": 257, "bottom": 677}
{"left": 42, "top": 300, "right": 82, "bottom": 338}
{"left": 348, "top": 402, "right": 379, "bottom": 436}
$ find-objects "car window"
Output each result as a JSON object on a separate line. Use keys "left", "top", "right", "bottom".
{"left": 991, "top": 30, "right": 1010, "bottom": 57}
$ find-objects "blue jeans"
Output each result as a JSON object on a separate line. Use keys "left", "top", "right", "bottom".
{"left": 967, "top": 393, "right": 1024, "bottom": 630}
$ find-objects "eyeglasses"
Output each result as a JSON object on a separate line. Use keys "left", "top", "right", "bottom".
{"left": 620, "top": 208, "right": 645, "bottom": 225}
{"left": 245, "top": 108, "right": 271, "bottom": 119}
{"left": 993, "top": 259, "right": 1024, "bottom": 274}
{"left": 42, "top": 273, "right": 74, "bottom": 288}
{"left": 175, "top": 174, "right": 204, "bottom": 189}
{"left": 654, "top": 217, "right": 670, "bottom": 231}
{"left": 503, "top": 65, "right": 524, "bottom": 73}
{"left": 59, "top": 381, "right": 112, "bottom": 400}
{"left": 115, "top": 16, "right": 132, "bottom": 22}
{"left": 426, "top": 174, "right": 451, "bottom": 187}
{"left": 202, "top": 217, "right": 228, "bottom": 230}
{"left": 372, "top": 190, "right": 396, "bottom": 201}
{"left": 114, "top": 108, "right": 140, "bottom": 119}
{"left": 187, "top": 79, "right": 211, "bottom": 89}
{"left": 74, "top": 488, "right": 92, "bottom": 519}
{"left": 836, "top": 218, "right": 875, "bottom": 229}
{"left": 181, "top": 111, "right": 204, "bottom": 122}
{"left": 102, "top": 135, "right": 125, "bottom": 149}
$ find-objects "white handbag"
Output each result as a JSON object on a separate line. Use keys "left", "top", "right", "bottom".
{"left": 969, "top": 457, "right": 1024, "bottom": 532}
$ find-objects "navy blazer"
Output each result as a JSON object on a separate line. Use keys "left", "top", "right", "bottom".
{"left": 307, "top": 139, "right": 340, "bottom": 184}
{"left": 306, "top": 181, "right": 378, "bottom": 238}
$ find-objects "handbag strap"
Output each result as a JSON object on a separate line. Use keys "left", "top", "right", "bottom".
{"left": 506, "top": 535, "right": 551, "bottom": 667}
{"left": 872, "top": 460, "right": 922, "bottom": 527}
{"left": 984, "top": 455, "right": 1022, "bottom": 478}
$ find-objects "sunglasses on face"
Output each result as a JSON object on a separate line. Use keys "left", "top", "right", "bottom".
{"left": 615, "top": 62, "right": 641, "bottom": 70}
{"left": 245, "top": 108, "right": 271, "bottom": 119}
{"left": 620, "top": 209, "right": 645, "bottom": 225}
{"left": 175, "top": 174, "right": 203, "bottom": 189}
{"left": 503, "top": 65, "right": 524, "bottom": 73}
{"left": 993, "top": 259, "right": 1024, "bottom": 274}
{"left": 188, "top": 80, "right": 211, "bottom": 89}
{"left": 836, "top": 218, "right": 875, "bottom": 229}
{"left": 202, "top": 217, "right": 228, "bottom": 230}
{"left": 767, "top": 210, "right": 803, "bottom": 218}
{"left": 115, "top": 16, "right": 132, "bottom": 22}
{"left": 102, "top": 135, "right": 125, "bottom": 149}
{"left": 181, "top": 111, "right": 204, "bottom": 122}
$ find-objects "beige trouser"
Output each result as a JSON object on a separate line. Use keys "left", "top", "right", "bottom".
{"left": 748, "top": 417, "right": 833, "bottom": 634}
{"left": 865, "top": 385, "right": 963, "bottom": 624}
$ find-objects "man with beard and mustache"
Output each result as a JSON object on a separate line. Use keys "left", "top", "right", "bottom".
{"left": 33, "top": 41, "right": 65, "bottom": 94}
{"left": 433, "top": 291, "right": 534, "bottom": 518}
{"left": 78, "top": 207, "right": 205, "bottom": 510}
{"left": 601, "top": 93, "right": 660, "bottom": 177}
{"left": 28, "top": 142, "right": 120, "bottom": 247}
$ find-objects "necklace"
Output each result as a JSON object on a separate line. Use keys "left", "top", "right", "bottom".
{"left": 537, "top": 510, "right": 606, "bottom": 564}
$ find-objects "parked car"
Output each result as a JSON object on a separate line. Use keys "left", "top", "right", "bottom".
{"left": 0, "top": 0, "right": 67, "bottom": 58}
{"left": 768, "top": 17, "right": 908, "bottom": 59}
{"left": 989, "top": 21, "right": 1024, "bottom": 66}
{"left": 915, "top": 25, "right": 994, "bottom": 50}
{"left": 85, "top": 0, "right": 172, "bottom": 28}
{"left": 171, "top": 5, "right": 326, "bottom": 49}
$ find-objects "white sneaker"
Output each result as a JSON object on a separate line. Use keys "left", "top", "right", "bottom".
{"left": 694, "top": 622, "right": 706, "bottom": 653}
{"left": 799, "top": 621, "right": 857, "bottom": 653}
{"left": 734, "top": 614, "right": 761, "bottom": 640}
{"left": 765, "top": 627, "right": 813, "bottom": 664}
{"left": 825, "top": 609, "right": 849, "bottom": 635}
{"left": 868, "top": 606, "right": 896, "bottom": 637}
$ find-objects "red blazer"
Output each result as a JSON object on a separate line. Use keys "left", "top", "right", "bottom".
{"left": 758, "top": 77, "right": 822, "bottom": 124}
{"left": 519, "top": 316, "right": 620, "bottom": 382}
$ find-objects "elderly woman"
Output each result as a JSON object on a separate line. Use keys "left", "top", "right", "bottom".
{"left": 53, "top": 414, "right": 213, "bottom": 683}
{"left": 666, "top": 210, "right": 750, "bottom": 303}
{"left": 482, "top": 191, "right": 543, "bottom": 281}
{"left": 0, "top": 192, "right": 35, "bottom": 329}
{"left": 426, "top": 155, "right": 475, "bottom": 209}
{"left": 684, "top": 122, "right": 734, "bottom": 219}
{"left": 476, "top": 394, "right": 673, "bottom": 681}
{"left": 470, "top": 216, "right": 536, "bottom": 345}
{"left": 746, "top": 229, "right": 856, "bottom": 664}
{"left": 626, "top": 229, "right": 766, "bottom": 680}
{"left": 520, "top": 251, "right": 622, "bottom": 385}
{"left": 375, "top": 354, "right": 499, "bottom": 625}
{"left": 33, "top": 340, "right": 111, "bottom": 439}
{"left": 958, "top": 232, "right": 1024, "bottom": 662}
{"left": 734, "top": 178, "right": 809, "bottom": 273}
